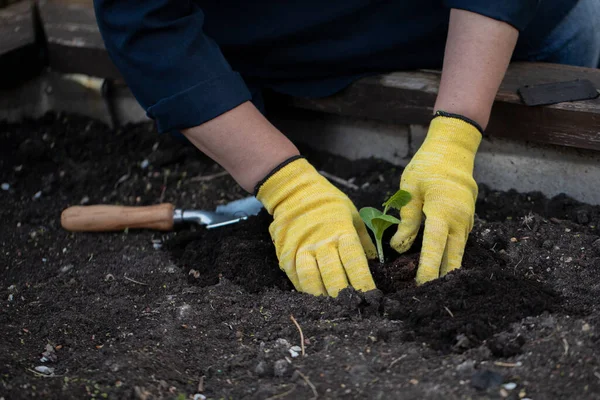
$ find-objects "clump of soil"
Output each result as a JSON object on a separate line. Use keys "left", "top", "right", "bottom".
{"left": 1, "top": 113, "right": 599, "bottom": 399}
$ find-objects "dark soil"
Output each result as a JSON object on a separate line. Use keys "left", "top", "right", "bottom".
{"left": 1, "top": 113, "right": 600, "bottom": 399}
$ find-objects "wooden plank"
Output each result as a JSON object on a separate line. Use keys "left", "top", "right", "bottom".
{"left": 37, "top": 0, "right": 121, "bottom": 79}
{"left": 0, "top": 1, "right": 34, "bottom": 56}
{"left": 285, "top": 62, "right": 600, "bottom": 151}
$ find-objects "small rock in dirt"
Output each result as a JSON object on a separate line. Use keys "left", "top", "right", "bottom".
{"left": 60, "top": 264, "right": 74, "bottom": 274}
{"left": 80, "top": 196, "right": 90, "bottom": 205}
{"left": 140, "top": 159, "right": 150, "bottom": 169}
{"left": 193, "top": 394, "right": 206, "bottom": 400}
{"left": 34, "top": 366, "right": 55, "bottom": 375}
{"left": 255, "top": 361, "right": 272, "bottom": 377}
{"left": 582, "top": 323, "right": 591, "bottom": 332}
{"left": 177, "top": 304, "right": 192, "bottom": 320}
{"left": 456, "top": 360, "right": 476, "bottom": 374}
{"left": 542, "top": 240, "right": 553, "bottom": 250}
{"left": 32, "top": 191, "right": 42, "bottom": 200}
{"left": 273, "top": 359, "right": 290, "bottom": 377}
{"left": 503, "top": 382, "right": 517, "bottom": 390}
{"left": 539, "top": 314, "right": 556, "bottom": 329}
{"left": 1, "top": 183, "right": 9, "bottom": 191}
{"left": 471, "top": 370, "right": 503, "bottom": 391}
{"left": 288, "top": 346, "right": 302, "bottom": 358}
{"left": 453, "top": 334, "right": 471, "bottom": 351}
{"left": 274, "top": 338, "right": 291, "bottom": 349}
{"left": 40, "top": 344, "right": 57, "bottom": 363}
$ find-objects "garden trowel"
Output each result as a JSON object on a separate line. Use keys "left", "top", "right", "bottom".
{"left": 61, "top": 196, "right": 264, "bottom": 232}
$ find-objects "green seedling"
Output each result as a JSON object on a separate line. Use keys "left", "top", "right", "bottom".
{"left": 359, "top": 189, "right": 411, "bottom": 264}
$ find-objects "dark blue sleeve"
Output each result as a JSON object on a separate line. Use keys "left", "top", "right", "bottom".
{"left": 94, "top": 0, "right": 252, "bottom": 133}
{"left": 443, "top": 0, "right": 541, "bottom": 31}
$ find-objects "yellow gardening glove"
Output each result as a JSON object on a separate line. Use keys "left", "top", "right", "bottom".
{"left": 391, "top": 112, "right": 482, "bottom": 284}
{"left": 256, "top": 157, "right": 377, "bottom": 297}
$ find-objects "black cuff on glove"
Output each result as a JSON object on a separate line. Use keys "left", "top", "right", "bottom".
{"left": 253, "top": 155, "right": 305, "bottom": 196}
{"left": 434, "top": 110, "right": 485, "bottom": 136}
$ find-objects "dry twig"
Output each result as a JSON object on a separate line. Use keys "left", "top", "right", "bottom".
{"left": 123, "top": 275, "right": 148, "bottom": 286}
{"left": 562, "top": 338, "right": 569, "bottom": 356}
{"left": 265, "top": 384, "right": 297, "bottom": 400}
{"left": 295, "top": 370, "right": 318, "bottom": 399}
{"left": 388, "top": 354, "right": 407, "bottom": 369}
{"left": 318, "top": 171, "right": 359, "bottom": 190}
{"left": 443, "top": 306, "right": 454, "bottom": 318}
{"left": 290, "top": 314, "right": 305, "bottom": 357}
{"left": 493, "top": 361, "right": 522, "bottom": 368}
{"left": 26, "top": 368, "right": 62, "bottom": 378}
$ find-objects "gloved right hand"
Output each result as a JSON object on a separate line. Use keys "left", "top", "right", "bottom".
{"left": 256, "top": 157, "right": 377, "bottom": 297}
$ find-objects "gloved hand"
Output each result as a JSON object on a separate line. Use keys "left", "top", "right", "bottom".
{"left": 391, "top": 112, "right": 482, "bottom": 284}
{"left": 256, "top": 156, "right": 377, "bottom": 297}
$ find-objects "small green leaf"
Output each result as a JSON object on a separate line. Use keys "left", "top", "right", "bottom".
{"left": 382, "top": 189, "right": 412, "bottom": 214}
{"left": 359, "top": 207, "right": 384, "bottom": 232}
{"left": 372, "top": 214, "right": 401, "bottom": 229}
{"left": 359, "top": 208, "right": 401, "bottom": 264}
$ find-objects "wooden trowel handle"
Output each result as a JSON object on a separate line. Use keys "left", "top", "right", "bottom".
{"left": 61, "top": 203, "right": 175, "bottom": 232}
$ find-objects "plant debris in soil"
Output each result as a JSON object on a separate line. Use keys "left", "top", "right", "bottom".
{"left": 1, "top": 113, "right": 600, "bottom": 399}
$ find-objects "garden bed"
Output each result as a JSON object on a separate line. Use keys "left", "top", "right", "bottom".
{"left": 1, "top": 113, "right": 599, "bottom": 399}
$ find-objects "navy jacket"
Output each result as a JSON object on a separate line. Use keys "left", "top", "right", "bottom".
{"left": 95, "top": 1, "right": 554, "bottom": 133}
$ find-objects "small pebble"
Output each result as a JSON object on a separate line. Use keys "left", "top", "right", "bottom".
{"left": 60, "top": 264, "right": 74, "bottom": 273}
{"left": 140, "top": 159, "right": 150, "bottom": 169}
{"left": 456, "top": 360, "right": 476, "bottom": 373}
{"left": 1, "top": 183, "right": 9, "bottom": 191}
{"left": 193, "top": 395, "right": 206, "bottom": 400}
{"left": 33, "top": 191, "right": 42, "bottom": 200}
{"left": 273, "top": 359, "right": 289, "bottom": 377}
{"left": 254, "top": 361, "right": 270, "bottom": 377}
{"left": 582, "top": 323, "right": 591, "bottom": 332}
{"left": 503, "top": 382, "right": 517, "bottom": 390}
{"left": 289, "top": 346, "right": 302, "bottom": 358}
{"left": 8, "top": 294, "right": 13, "bottom": 302}
{"left": 275, "top": 338, "right": 291, "bottom": 349}
{"left": 34, "top": 366, "right": 55, "bottom": 375}
{"left": 80, "top": 196, "right": 90, "bottom": 205}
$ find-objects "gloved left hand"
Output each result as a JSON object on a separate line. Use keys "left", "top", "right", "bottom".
{"left": 390, "top": 112, "right": 482, "bottom": 284}
{"left": 256, "top": 156, "right": 377, "bottom": 297}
